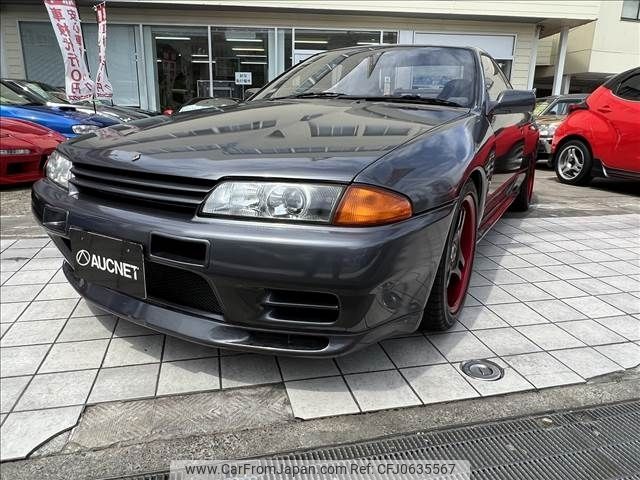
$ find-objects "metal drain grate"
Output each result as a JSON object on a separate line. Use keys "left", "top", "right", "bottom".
{"left": 109, "top": 400, "right": 640, "bottom": 480}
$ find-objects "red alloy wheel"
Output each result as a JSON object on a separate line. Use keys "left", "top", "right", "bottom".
{"left": 446, "top": 195, "right": 477, "bottom": 314}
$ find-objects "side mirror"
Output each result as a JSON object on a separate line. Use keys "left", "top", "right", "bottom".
{"left": 489, "top": 90, "right": 536, "bottom": 115}
{"left": 243, "top": 87, "right": 261, "bottom": 100}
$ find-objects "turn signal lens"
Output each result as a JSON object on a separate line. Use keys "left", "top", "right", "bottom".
{"left": 333, "top": 185, "right": 412, "bottom": 226}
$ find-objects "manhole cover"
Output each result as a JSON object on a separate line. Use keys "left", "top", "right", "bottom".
{"left": 460, "top": 359, "right": 503, "bottom": 381}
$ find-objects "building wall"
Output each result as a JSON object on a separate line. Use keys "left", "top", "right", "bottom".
{"left": 0, "top": 4, "right": 539, "bottom": 88}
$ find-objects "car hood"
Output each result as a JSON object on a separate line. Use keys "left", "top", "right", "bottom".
{"left": 12, "top": 104, "right": 114, "bottom": 126}
{"left": 60, "top": 99, "right": 468, "bottom": 183}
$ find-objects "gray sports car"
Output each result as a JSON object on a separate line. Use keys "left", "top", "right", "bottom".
{"left": 33, "top": 45, "right": 537, "bottom": 357}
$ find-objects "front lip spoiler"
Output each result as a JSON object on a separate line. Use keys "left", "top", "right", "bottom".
{"left": 62, "top": 262, "right": 420, "bottom": 358}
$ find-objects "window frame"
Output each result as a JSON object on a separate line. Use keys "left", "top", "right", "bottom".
{"left": 621, "top": 0, "right": 640, "bottom": 21}
{"left": 480, "top": 53, "right": 512, "bottom": 104}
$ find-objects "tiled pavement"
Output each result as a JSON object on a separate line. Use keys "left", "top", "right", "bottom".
{"left": 1, "top": 214, "right": 639, "bottom": 461}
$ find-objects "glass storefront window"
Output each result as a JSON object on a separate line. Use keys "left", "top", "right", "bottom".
{"left": 151, "top": 27, "right": 209, "bottom": 111}
{"left": 292, "top": 29, "right": 396, "bottom": 65}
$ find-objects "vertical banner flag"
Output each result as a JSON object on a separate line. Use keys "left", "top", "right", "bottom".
{"left": 94, "top": 2, "right": 114, "bottom": 100}
{"left": 44, "top": 0, "right": 94, "bottom": 103}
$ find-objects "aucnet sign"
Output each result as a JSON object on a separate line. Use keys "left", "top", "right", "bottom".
{"left": 235, "top": 72, "right": 253, "bottom": 85}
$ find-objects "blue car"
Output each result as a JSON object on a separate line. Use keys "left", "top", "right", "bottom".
{"left": 1, "top": 81, "right": 117, "bottom": 137}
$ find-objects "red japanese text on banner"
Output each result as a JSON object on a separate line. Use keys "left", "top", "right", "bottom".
{"left": 44, "top": 0, "right": 94, "bottom": 103}
{"left": 94, "top": 2, "right": 114, "bottom": 100}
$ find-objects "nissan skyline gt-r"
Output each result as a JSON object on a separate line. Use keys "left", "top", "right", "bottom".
{"left": 1, "top": 118, "right": 65, "bottom": 185}
{"left": 552, "top": 67, "right": 640, "bottom": 184}
{"left": 32, "top": 46, "right": 537, "bottom": 357}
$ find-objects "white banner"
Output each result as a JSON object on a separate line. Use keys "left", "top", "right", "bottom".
{"left": 94, "top": 2, "right": 114, "bottom": 100}
{"left": 44, "top": 0, "right": 94, "bottom": 103}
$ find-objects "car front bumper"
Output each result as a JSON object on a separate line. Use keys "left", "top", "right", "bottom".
{"left": 537, "top": 136, "right": 552, "bottom": 158}
{"left": 32, "top": 179, "right": 454, "bottom": 357}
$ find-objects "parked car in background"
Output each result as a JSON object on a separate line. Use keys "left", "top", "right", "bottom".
{"left": 552, "top": 67, "right": 639, "bottom": 185}
{"left": 33, "top": 46, "right": 537, "bottom": 356}
{"left": 0, "top": 118, "right": 64, "bottom": 185}
{"left": 2, "top": 79, "right": 151, "bottom": 124}
{"left": 533, "top": 94, "right": 587, "bottom": 165}
{"left": 0, "top": 81, "right": 117, "bottom": 137}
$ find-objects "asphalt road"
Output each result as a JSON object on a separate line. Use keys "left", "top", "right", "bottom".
{"left": 2, "top": 166, "right": 638, "bottom": 237}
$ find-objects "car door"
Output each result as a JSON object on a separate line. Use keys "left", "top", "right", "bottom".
{"left": 481, "top": 54, "right": 527, "bottom": 203}
{"left": 597, "top": 71, "right": 640, "bottom": 172}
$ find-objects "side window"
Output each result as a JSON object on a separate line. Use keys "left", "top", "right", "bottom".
{"left": 481, "top": 55, "right": 510, "bottom": 102}
{"left": 615, "top": 73, "right": 640, "bottom": 101}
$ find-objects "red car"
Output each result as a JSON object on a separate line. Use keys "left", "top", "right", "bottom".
{"left": 0, "top": 118, "right": 65, "bottom": 186}
{"left": 551, "top": 67, "right": 639, "bottom": 185}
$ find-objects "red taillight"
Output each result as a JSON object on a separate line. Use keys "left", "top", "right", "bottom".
{"left": 568, "top": 102, "right": 588, "bottom": 113}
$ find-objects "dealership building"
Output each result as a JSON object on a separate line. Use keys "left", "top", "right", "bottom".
{"left": 0, "top": 0, "right": 612, "bottom": 111}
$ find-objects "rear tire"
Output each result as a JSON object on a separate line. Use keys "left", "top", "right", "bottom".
{"left": 555, "top": 139, "right": 592, "bottom": 185}
{"left": 510, "top": 161, "right": 535, "bottom": 212}
{"left": 419, "top": 180, "right": 478, "bottom": 331}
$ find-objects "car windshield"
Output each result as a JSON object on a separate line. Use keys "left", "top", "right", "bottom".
{"left": 253, "top": 47, "right": 478, "bottom": 108}
{"left": 533, "top": 99, "right": 550, "bottom": 116}
{"left": 18, "top": 81, "right": 70, "bottom": 104}
{"left": 0, "top": 83, "right": 36, "bottom": 106}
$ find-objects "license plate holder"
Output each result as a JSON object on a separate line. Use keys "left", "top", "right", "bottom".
{"left": 70, "top": 228, "right": 146, "bottom": 299}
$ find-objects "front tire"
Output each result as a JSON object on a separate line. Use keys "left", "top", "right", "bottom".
{"left": 420, "top": 180, "right": 478, "bottom": 331}
{"left": 555, "top": 139, "right": 592, "bottom": 185}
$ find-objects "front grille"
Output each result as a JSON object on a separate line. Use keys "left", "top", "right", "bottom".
{"left": 263, "top": 289, "right": 340, "bottom": 323}
{"left": 145, "top": 261, "right": 222, "bottom": 315}
{"left": 70, "top": 163, "right": 216, "bottom": 212}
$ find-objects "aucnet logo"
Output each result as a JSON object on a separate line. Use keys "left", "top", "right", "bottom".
{"left": 75, "top": 249, "right": 140, "bottom": 280}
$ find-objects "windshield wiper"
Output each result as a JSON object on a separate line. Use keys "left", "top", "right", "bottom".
{"left": 271, "top": 92, "right": 348, "bottom": 100}
{"left": 351, "top": 95, "right": 464, "bottom": 107}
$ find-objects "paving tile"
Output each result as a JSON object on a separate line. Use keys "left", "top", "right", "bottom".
{"left": 57, "top": 315, "right": 117, "bottom": 342}
{"left": 40, "top": 339, "right": 109, "bottom": 373}
{"left": 113, "top": 319, "right": 157, "bottom": 337}
{"left": 15, "top": 369, "right": 97, "bottom": 411}
{"left": 12, "top": 238, "right": 48, "bottom": 249}
{"left": 558, "top": 320, "right": 627, "bottom": 346}
{"left": 500, "top": 283, "right": 553, "bottom": 302}
{"left": 0, "top": 258, "right": 29, "bottom": 272}
{"left": 278, "top": 357, "right": 339, "bottom": 381}
{"left": 21, "top": 258, "right": 63, "bottom": 271}
{"left": 595, "top": 315, "right": 640, "bottom": 341}
{"left": 0, "top": 239, "right": 16, "bottom": 251}
{"left": 595, "top": 343, "right": 640, "bottom": 369}
{"left": 88, "top": 364, "right": 159, "bottom": 403}
{"left": 157, "top": 357, "right": 220, "bottom": 395}
{"left": 70, "top": 299, "right": 109, "bottom": 318}
{"left": 479, "top": 269, "right": 527, "bottom": 285}
{"left": 473, "top": 257, "right": 501, "bottom": 271}
{"left": 488, "top": 302, "right": 549, "bottom": 326}
{"left": 428, "top": 331, "right": 494, "bottom": 362}
{"left": 402, "top": 363, "right": 478, "bottom": 404}
{"left": 4, "top": 270, "right": 57, "bottom": 286}
{"left": 528, "top": 242, "right": 565, "bottom": 253}
{"left": 551, "top": 347, "right": 623, "bottom": 379}
{"left": 336, "top": 344, "right": 394, "bottom": 374}
{"left": 547, "top": 251, "right": 590, "bottom": 264}
{"left": 474, "top": 328, "right": 541, "bottom": 356}
{"left": 542, "top": 265, "right": 590, "bottom": 280}
{"left": 563, "top": 297, "right": 626, "bottom": 319}
{"left": 518, "top": 253, "right": 562, "bottom": 267}
{"left": 102, "top": 335, "right": 163, "bottom": 367}
{"left": 517, "top": 324, "right": 586, "bottom": 350}
{"left": 573, "top": 263, "right": 621, "bottom": 278}
{"left": 463, "top": 295, "right": 481, "bottom": 307}
{"left": 0, "top": 406, "right": 82, "bottom": 461}
{"left": 0, "top": 248, "right": 39, "bottom": 260}
{"left": 346, "top": 370, "right": 420, "bottom": 412}
{"left": 458, "top": 306, "right": 508, "bottom": 330}
{"left": 533, "top": 280, "right": 589, "bottom": 299}
{"left": 0, "top": 344, "right": 49, "bottom": 377}
{"left": 0, "top": 376, "right": 31, "bottom": 413}
{"left": 34, "top": 283, "right": 80, "bottom": 301}
{"left": 0, "top": 285, "right": 44, "bottom": 303}
{"left": 17, "top": 299, "right": 79, "bottom": 322}
{"left": 602, "top": 261, "right": 640, "bottom": 275}
{"left": 477, "top": 244, "right": 507, "bottom": 257}
{"left": 0, "top": 271, "right": 13, "bottom": 285}
{"left": 499, "top": 244, "right": 539, "bottom": 255}
{"left": 0, "top": 302, "right": 28, "bottom": 323}
{"left": 0, "top": 323, "right": 10, "bottom": 338}
{"left": 597, "top": 293, "right": 640, "bottom": 314}
{"left": 604, "top": 248, "right": 638, "bottom": 261}
{"left": 601, "top": 275, "right": 640, "bottom": 292}
{"left": 162, "top": 336, "right": 218, "bottom": 362}
{"left": 381, "top": 336, "right": 446, "bottom": 368}
{"left": 577, "top": 250, "right": 620, "bottom": 263}
{"left": 468, "top": 286, "right": 518, "bottom": 305}
{"left": 567, "top": 278, "right": 622, "bottom": 295}
{"left": 463, "top": 357, "right": 534, "bottom": 396}
{"left": 503, "top": 352, "right": 584, "bottom": 389}
{"left": 492, "top": 255, "right": 533, "bottom": 269}
{"left": 285, "top": 376, "right": 359, "bottom": 419}
{"left": 527, "top": 299, "right": 587, "bottom": 322}
{"left": 0, "top": 319, "right": 65, "bottom": 347}
{"left": 220, "top": 354, "right": 281, "bottom": 389}
{"left": 33, "top": 248, "right": 63, "bottom": 259}
{"left": 470, "top": 272, "right": 492, "bottom": 287}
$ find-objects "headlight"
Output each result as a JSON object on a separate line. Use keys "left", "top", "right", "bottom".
{"left": 45, "top": 150, "right": 73, "bottom": 189}
{"left": 539, "top": 122, "right": 560, "bottom": 137}
{"left": 72, "top": 124, "right": 99, "bottom": 135}
{"left": 200, "top": 181, "right": 413, "bottom": 226}
{"left": 201, "top": 181, "right": 343, "bottom": 222}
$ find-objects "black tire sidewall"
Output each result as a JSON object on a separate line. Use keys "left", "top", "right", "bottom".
{"left": 555, "top": 140, "right": 592, "bottom": 185}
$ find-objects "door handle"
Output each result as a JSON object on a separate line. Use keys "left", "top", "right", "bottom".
{"left": 597, "top": 105, "right": 612, "bottom": 113}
